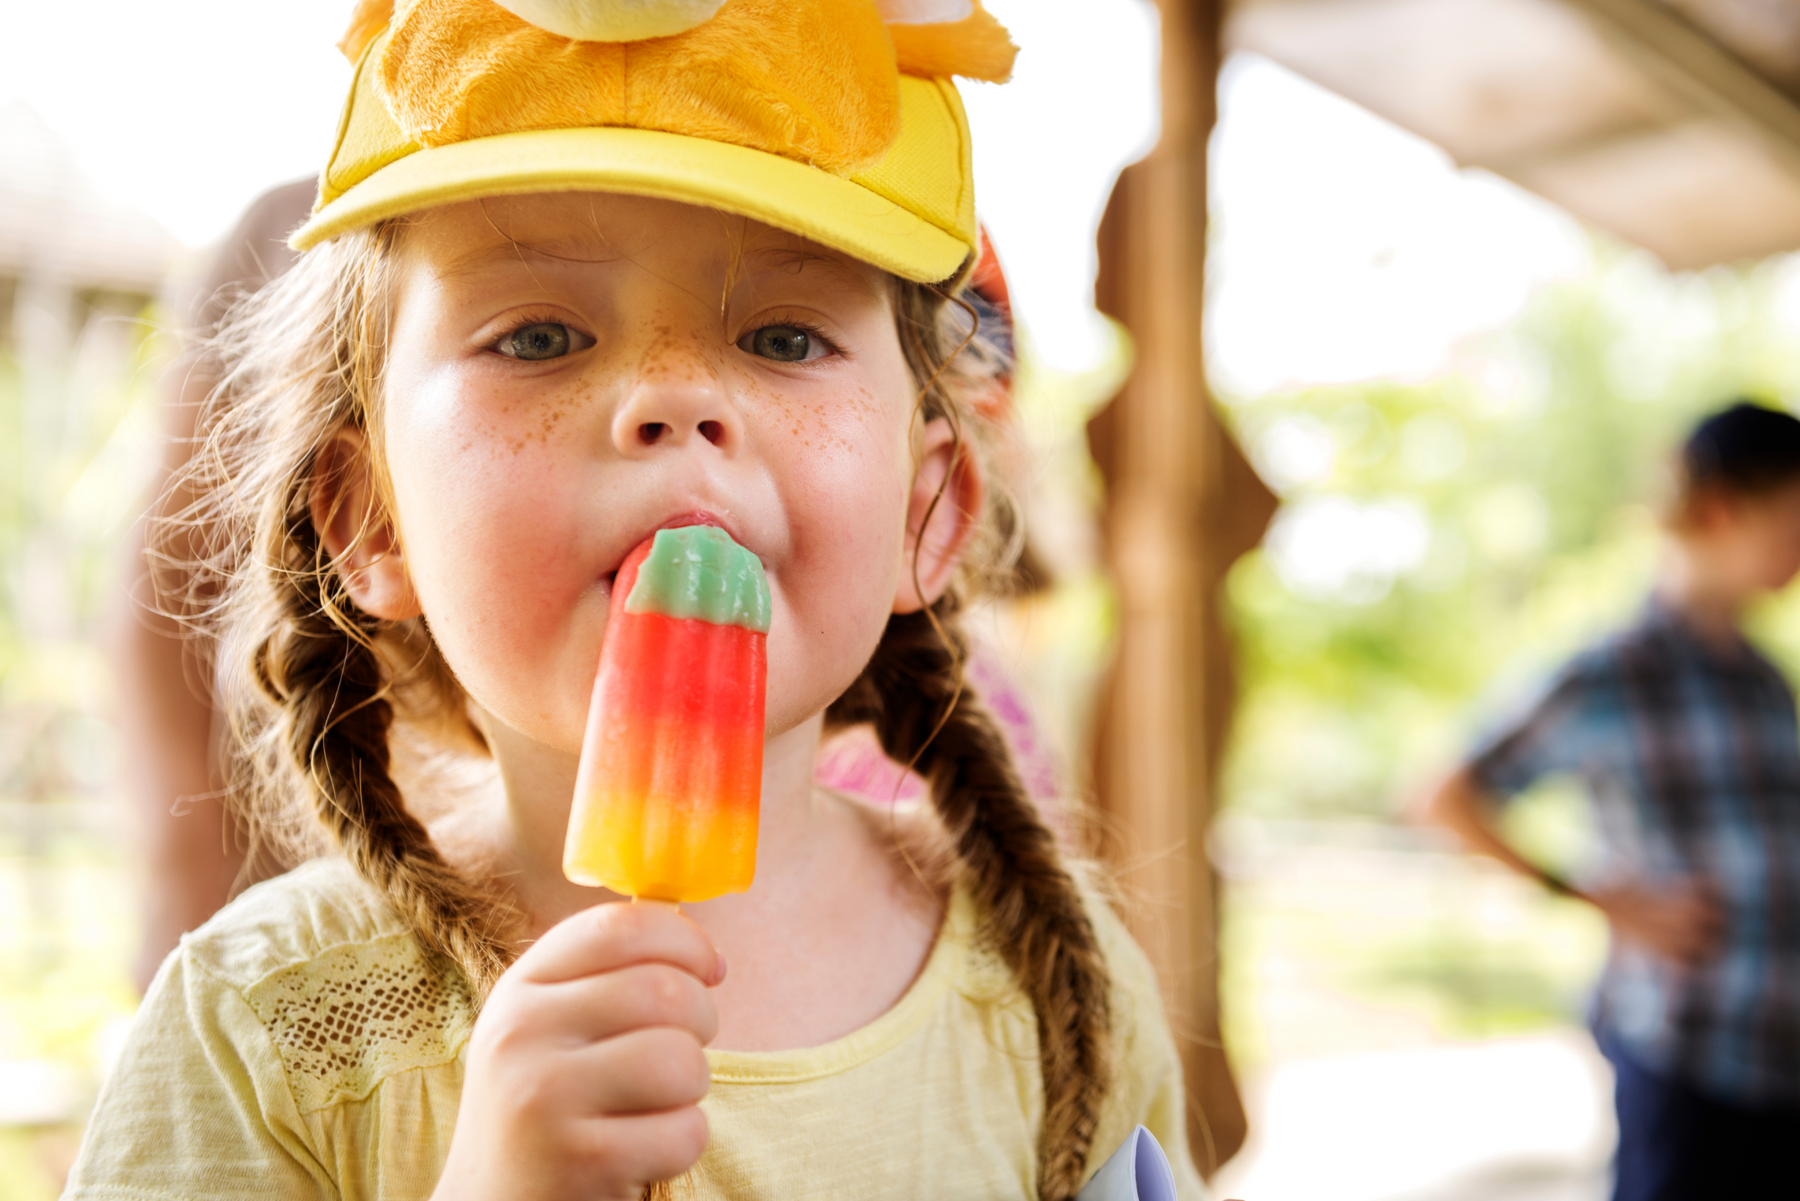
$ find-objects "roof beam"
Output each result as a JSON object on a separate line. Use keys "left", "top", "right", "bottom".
{"left": 1561, "top": 0, "right": 1800, "bottom": 161}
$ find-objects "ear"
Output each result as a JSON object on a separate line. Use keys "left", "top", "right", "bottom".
{"left": 309, "top": 427, "right": 422, "bottom": 621}
{"left": 1689, "top": 487, "right": 1737, "bottom": 534}
{"left": 894, "top": 416, "right": 984, "bottom": 614}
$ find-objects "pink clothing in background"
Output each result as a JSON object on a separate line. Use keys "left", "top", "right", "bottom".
{"left": 814, "top": 647, "right": 1063, "bottom": 815}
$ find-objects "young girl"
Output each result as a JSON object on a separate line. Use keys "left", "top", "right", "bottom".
{"left": 67, "top": 2, "right": 1208, "bottom": 1198}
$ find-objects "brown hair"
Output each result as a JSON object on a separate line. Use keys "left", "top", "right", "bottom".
{"left": 173, "top": 224, "right": 1112, "bottom": 1199}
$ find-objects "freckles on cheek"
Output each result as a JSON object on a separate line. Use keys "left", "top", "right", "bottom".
{"left": 389, "top": 385, "right": 597, "bottom": 639}
{"left": 784, "top": 393, "right": 906, "bottom": 518}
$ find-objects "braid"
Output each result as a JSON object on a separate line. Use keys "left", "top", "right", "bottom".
{"left": 253, "top": 503, "right": 516, "bottom": 996}
{"left": 829, "top": 606, "right": 1113, "bottom": 1200}
{"left": 195, "top": 225, "right": 517, "bottom": 1000}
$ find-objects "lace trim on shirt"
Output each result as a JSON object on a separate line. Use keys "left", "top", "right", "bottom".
{"left": 244, "top": 934, "right": 476, "bottom": 1114}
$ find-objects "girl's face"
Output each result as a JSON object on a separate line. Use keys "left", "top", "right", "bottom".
{"left": 371, "top": 194, "right": 933, "bottom": 753}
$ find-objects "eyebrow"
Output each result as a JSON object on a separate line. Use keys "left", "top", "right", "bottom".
{"left": 437, "top": 236, "right": 627, "bottom": 283}
{"left": 737, "top": 245, "right": 885, "bottom": 300}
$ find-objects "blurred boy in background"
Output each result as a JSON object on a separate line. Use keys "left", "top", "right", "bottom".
{"left": 1419, "top": 401, "right": 1800, "bottom": 1201}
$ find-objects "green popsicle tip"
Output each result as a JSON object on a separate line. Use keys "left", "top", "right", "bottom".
{"left": 623, "top": 526, "right": 772, "bottom": 633}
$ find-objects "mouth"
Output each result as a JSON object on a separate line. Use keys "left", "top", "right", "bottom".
{"left": 657, "top": 510, "right": 725, "bottom": 533}
{"left": 600, "top": 509, "right": 742, "bottom": 590}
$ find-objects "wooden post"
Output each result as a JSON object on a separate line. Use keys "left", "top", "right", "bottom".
{"left": 1086, "top": 0, "right": 1274, "bottom": 1176}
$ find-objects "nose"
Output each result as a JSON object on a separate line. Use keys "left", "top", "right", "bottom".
{"left": 610, "top": 362, "right": 742, "bottom": 459}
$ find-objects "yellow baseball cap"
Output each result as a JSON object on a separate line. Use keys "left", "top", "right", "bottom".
{"left": 291, "top": 0, "right": 1017, "bottom": 285}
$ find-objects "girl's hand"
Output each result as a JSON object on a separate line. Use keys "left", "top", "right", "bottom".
{"left": 432, "top": 902, "right": 725, "bottom": 1201}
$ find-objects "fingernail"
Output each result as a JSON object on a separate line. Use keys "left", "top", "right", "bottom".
{"left": 711, "top": 951, "right": 728, "bottom": 985}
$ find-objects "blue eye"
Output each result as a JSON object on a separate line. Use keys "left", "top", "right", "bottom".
{"left": 503, "top": 323, "right": 572, "bottom": 360}
{"left": 745, "top": 325, "right": 812, "bottom": 362}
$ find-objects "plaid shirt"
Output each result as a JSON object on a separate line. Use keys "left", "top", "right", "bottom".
{"left": 1469, "top": 601, "right": 1800, "bottom": 1105}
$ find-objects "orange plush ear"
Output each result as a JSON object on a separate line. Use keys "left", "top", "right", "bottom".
{"left": 339, "top": 0, "right": 395, "bottom": 61}
{"left": 885, "top": 0, "right": 1016, "bottom": 83}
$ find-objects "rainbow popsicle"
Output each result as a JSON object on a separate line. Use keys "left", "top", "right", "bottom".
{"left": 563, "top": 525, "right": 770, "bottom": 902}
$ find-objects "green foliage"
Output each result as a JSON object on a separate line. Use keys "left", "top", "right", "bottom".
{"left": 0, "top": 298, "right": 169, "bottom": 1162}
{"left": 1218, "top": 246, "right": 1800, "bottom": 820}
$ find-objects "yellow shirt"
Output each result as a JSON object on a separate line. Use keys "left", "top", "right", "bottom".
{"left": 65, "top": 858, "right": 1210, "bottom": 1200}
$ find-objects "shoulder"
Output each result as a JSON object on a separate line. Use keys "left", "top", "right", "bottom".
{"left": 1604, "top": 613, "right": 1676, "bottom": 661}
{"left": 175, "top": 858, "right": 476, "bottom": 1115}
{"left": 1541, "top": 634, "right": 1632, "bottom": 697}
{"left": 931, "top": 872, "right": 1175, "bottom": 1061}
{"left": 179, "top": 857, "right": 408, "bottom": 989}
{"left": 944, "top": 870, "right": 1171, "bottom": 1031}
{"left": 1074, "top": 878, "right": 1213, "bottom": 1199}
{"left": 1486, "top": 642, "right": 1620, "bottom": 730}
{"left": 67, "top": 861, "right": 465, "bottom": 1196}
{"left": 1080, "top": 882, "right": 1180, "bottom": 1058}
{"left": 1065, "top": 875, "right": 1159, "bottom": 1006}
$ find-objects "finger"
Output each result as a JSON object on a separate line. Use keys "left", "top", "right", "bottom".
{"left": 1660, "top": 932, "right": 1700, "bottom": 963}
{"left": 567, "top": 1027, "right": 713, "bottom": 1115}
{"left": 1676, "top": 892, "right": 1725, "bottom": 922}
{"left": 579, "top": 1106, "right": 710, "bottom": 1191}
{"left": 1676, "top": 884, "right": 1726, "bottom": 922}
{"left": 1673, "top": 942, "right": 1712, "bottom": 970}
{"left": 1664, "top": 925, "right": 1716, "bottom": 965}
{"left": 518, "top": 901, "right": 724, "bottom": 987}
{"left": 1645, "top": 938, "right": 1697, "bottom": 969}
{"left": 1676, "top": 903, "right": 1725, "bottom": 937}
{"left": 1685, "top": 925, "right": 1723, "bottom": 960}
{"left": 532, "top": 963, "right": 721, "bottom": 1045}
{"left": 1683, "top": 915, "right": 1725, "bottom": 946}
{"left": 1660, "top": 918, "right": 1707, "bottom": 949}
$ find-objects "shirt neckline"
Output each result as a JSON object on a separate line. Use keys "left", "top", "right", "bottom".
{"left": 704, "top": 885, "right": 974, "bottom": 1086}
{"left": 1640, "top": 595, "right": 1761, "bottom": 666}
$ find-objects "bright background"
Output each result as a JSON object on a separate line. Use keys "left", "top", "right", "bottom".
{"left": 0, "top": 0, "right": 1161, "bottom": 371}
{"left": 11, "top": 1, "right": 1800, "bottom": 1198}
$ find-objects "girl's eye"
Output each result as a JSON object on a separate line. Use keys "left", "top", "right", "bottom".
{"left": 500, "top": 322, "right": 575, "bottom": 361}
{"left": 741, "top": 324, "right": 821, "bottom": 363}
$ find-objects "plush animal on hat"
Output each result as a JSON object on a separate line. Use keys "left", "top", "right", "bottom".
{"left": 300, "top": 0, "right": 1016, "bottom": 283}
{"left": 335, "top": 0, "right": 1015, "bottom": 169}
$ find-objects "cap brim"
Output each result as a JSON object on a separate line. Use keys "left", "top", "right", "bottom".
{"left": 290, "top": 124, "right": 971, "bottom": 284}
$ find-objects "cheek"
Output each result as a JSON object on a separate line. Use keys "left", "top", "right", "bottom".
{"left": 383, "top": 371, "right": 607, "bottom": 746}
{"left": 1742, "top": 527, "right": 1800, "bottom": 588}
{"left": 758, "top": 385, "right": 914, "bottom": 730}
